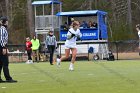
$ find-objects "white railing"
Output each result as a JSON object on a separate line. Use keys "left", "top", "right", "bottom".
{"left": 35, "top": 15, "right": 59, "bottom": 30}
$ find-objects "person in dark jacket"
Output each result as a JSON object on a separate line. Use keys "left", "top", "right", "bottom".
{"left": 45, "top": 31, "right": 57, "bottom": 65}
{"left": 107, "top": 50, "right": 115, "bottom": 61}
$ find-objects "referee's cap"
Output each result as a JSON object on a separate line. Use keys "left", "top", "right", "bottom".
{"left": 0, "top": 16, "right": 8, "bottom": 24}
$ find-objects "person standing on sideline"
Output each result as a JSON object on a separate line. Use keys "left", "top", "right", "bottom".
{"left": 45, "top": 31, "right": 57, "bottom": 65}
{"left": 31, "top": 35, "right": 40, "bottom": 62}
{"left": 25, "top": 37, "right": 33, "bottom": 64}
{"left": 0, "top": 17, "right": 17, "bottom": 83}
{"left": 57, "top": 21, "right": 82, "bottom": 71}
{"left": 136, "top": 24, "right": 140, "bottom": 45}
{"left": 136, "top": 24, "right": 140, "bottom": 55}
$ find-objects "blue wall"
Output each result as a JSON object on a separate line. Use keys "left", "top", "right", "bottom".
{"left": 60, "top": 28, "right": 98, "bottom": 41}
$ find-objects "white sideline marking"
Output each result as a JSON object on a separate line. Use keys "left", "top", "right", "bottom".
{"left": 39, "top": 80, "right": 45, "bottom": 82}
{"left": 21, "top": 73, "right": 28, "bottom": 75}
{"left": 88, "top": 74, "right": 94, "bottom": 76}
{"left": 1, "top": 87, "right": 6, "bottom": 89}
{"left": 32, "top": 72, "right": 38, "bottom": 73}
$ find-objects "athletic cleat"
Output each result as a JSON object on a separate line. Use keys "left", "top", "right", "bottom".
{"left": 6, "top": 79, "right": 17, "bottom": 83}
{"left": 69, "top": 63, "right": 74, "bottom": 71}
{"left": 29, "top": 60, "right": 33, "bottom": 64}
{"left": 26, "top": 60, "right": 30, "bottom": 64}
{"left": 26, "top": 60, "right": 33, "bottom": 64}
{"left": 56, "top": 58, "right": 61, "bottom": 67}
{"left": 0, "top": 79, "right": 5, "bottom": 83}
{"left": 69, "top": 67, "right": 74, "bottom": 71}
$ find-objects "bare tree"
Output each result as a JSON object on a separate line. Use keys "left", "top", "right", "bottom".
{"left": 27, "top": 0, "right": 34, "bottom": 37}
{"left": 127, "top": 0, "right": 132, "bottom": 30}
{"left": 5, "top": 0, "right": 9, "bottom": 16}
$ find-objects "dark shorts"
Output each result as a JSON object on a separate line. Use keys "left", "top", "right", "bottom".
{"left": 0, "top": 46, "right": 9, "bottom": 66}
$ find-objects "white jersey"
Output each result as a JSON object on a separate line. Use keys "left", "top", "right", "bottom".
{"left": 65, "top": 28, "right": 82, "bottom": 49}
{"left": 138, "top": 30, "right": 140, "bottom": 38}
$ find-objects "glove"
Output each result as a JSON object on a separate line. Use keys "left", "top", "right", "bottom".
{"left": 71, "top": 33, "right": 75, "bottom": 37}
{"left": 76, "top": 35, "right": 81, "bottom": 41}
{"left": 77, "top": 37, "right": 81, "bottom": 41}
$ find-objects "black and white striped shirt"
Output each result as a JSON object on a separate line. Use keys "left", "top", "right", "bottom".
{"left": 0, "top": 26, "right": 8, "bottom": 47}
{"left": 45, "top": 35, "right": 57, "bottom": 48}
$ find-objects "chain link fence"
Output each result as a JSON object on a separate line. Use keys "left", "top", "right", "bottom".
{"left": 7, "top": 40, "right": 140, "bottom": 62}
{"left": 108, "top": 40, "right": 140, "bottom": 60}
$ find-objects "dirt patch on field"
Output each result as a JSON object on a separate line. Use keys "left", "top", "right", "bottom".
{"left": 114, "top": 52, "right": 140, "bottom": 60}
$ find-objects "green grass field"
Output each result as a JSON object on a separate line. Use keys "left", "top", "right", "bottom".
{"left": 0, "top": 60, "right": 140, "bottom": 93}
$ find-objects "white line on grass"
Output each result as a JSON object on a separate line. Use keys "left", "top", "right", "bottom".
{"left": 88, "top": 74, "right": 94, "bottom": 76}
{"left": 39, "top": 80, "right": 45, "bottom": 82}
{"left": 21, "top": 73, "right": 28, "bottom": 75}
{"left": 1, "top": 87, "right": 6, "bottom": 89}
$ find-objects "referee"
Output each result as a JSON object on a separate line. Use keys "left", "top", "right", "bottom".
{"left": 0, "top": 17, "right": 17, "bottom": 83}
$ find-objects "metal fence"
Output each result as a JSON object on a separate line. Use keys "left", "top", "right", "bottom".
{"left": 108, "top": 40, "right": 140, "bottom": 60}
{"left": 7, "top": 40, "right": 140, "bottom": 62}
{"left": 35, "top": 15, "right": 59, "bottom": 30}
